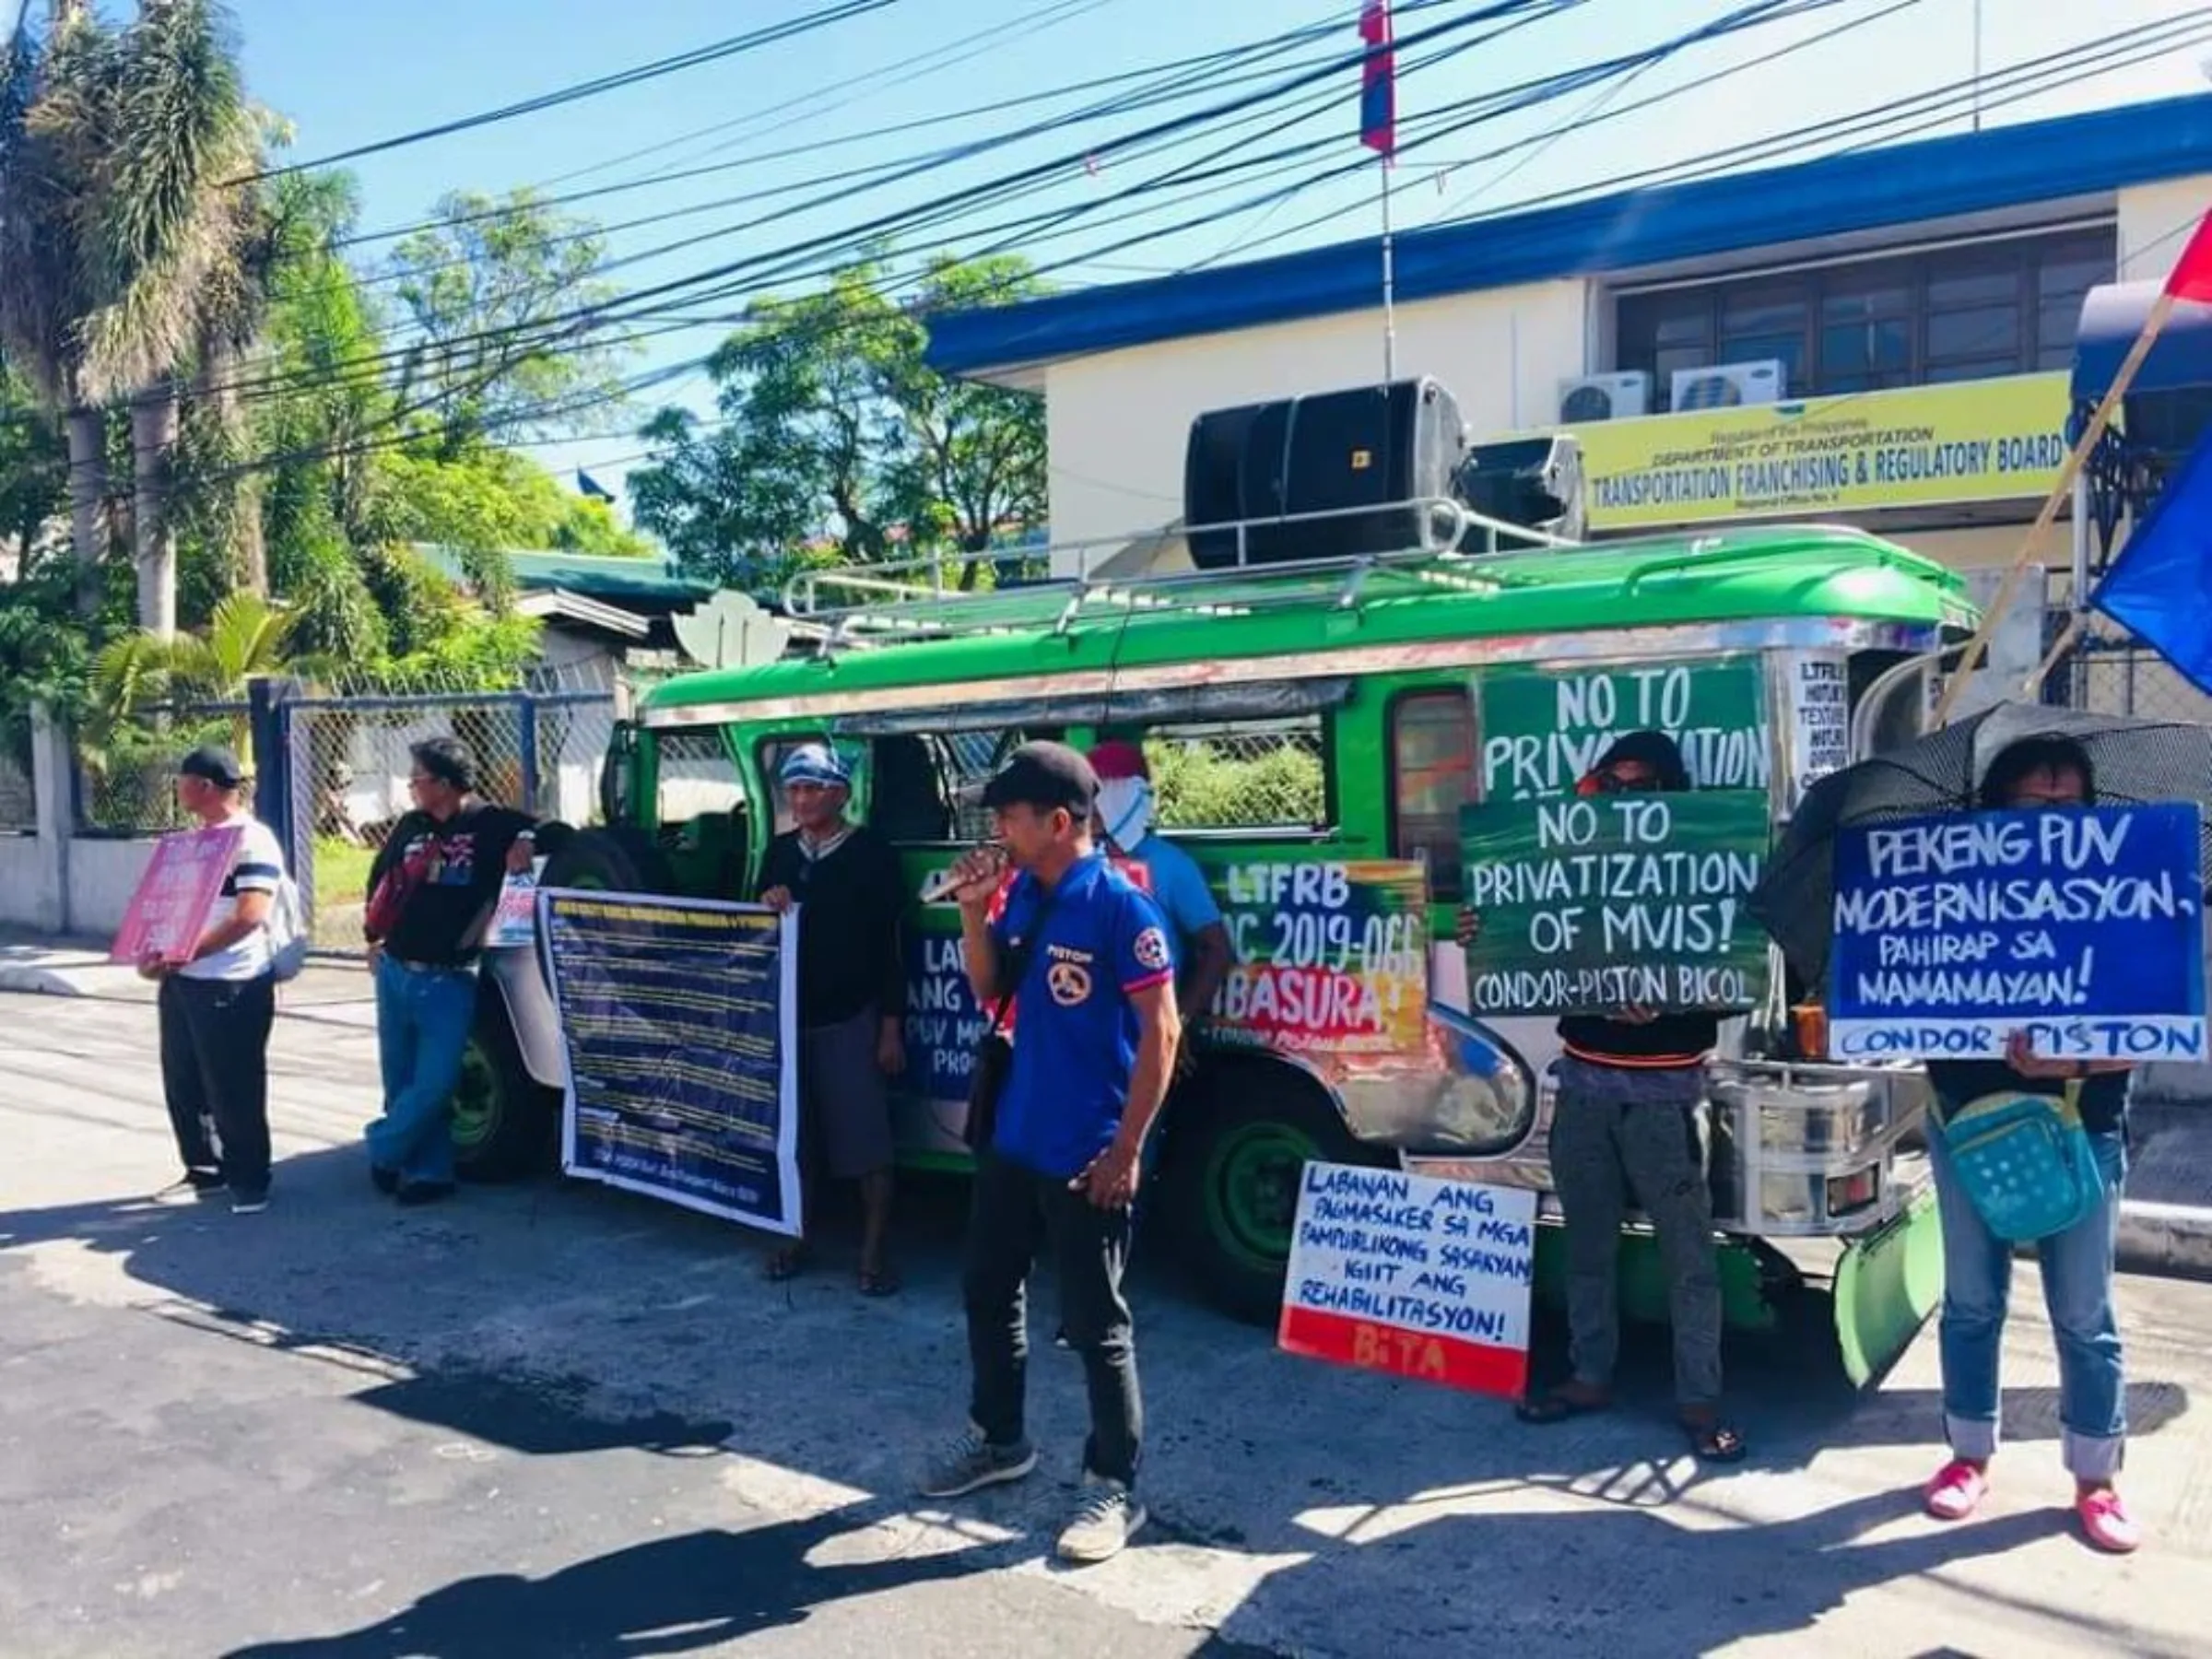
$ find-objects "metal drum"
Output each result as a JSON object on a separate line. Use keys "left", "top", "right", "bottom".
{"left": 1706, "top": 1058, "right": 1932, "bottom": 1238}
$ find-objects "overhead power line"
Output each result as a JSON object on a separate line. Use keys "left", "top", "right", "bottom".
{"left": 237, "top": 0, "right": 906, "bottom": 183}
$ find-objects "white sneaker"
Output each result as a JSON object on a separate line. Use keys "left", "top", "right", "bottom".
{"left": 1057, "top": 1475, "right": 1147, "bottom": 1564}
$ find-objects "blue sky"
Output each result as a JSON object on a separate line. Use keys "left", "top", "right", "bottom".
{"left": 58, "top": 1, "right": 2212, "bottom": 499}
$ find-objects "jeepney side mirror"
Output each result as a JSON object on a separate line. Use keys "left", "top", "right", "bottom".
{"left": 600, "top": 720, "right": 641, "bottom": 826}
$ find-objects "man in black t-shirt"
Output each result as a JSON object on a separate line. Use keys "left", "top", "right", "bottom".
{"left": 1461, "top": 730, "right": 1743, "bottom": 1463}
{"left": 361, "top": 735, "right": 537, "bottom": 1204}
{"left": 757, "top": 743, "right": 909, "bottom": 1294}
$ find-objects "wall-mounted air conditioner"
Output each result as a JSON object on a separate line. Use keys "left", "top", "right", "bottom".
{"left": 1557, "top": 371, "right": 1650, "bottom": 423}
{"left": 1670, "top": 359, "right": 1785, "bottom": 412}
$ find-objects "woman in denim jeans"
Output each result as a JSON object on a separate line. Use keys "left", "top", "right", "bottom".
{"left": 1920, "top": 735, "right": 2139, "bottom": 1554}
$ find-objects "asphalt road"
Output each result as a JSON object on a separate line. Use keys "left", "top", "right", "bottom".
{"left": 5, "top": 980, "right": 2212, "bottom": 1659}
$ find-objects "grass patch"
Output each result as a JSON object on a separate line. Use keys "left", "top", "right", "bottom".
{"left": 313, "top": 836, "right": 381, "bottom": 907}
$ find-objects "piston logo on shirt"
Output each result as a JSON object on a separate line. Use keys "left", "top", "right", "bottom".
{"left": 1047, "top": 960, "right": 1092, "bottom": 1006}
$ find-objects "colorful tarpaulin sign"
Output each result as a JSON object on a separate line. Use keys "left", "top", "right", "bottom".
{"left": 541, "top": 888, "right": 802, "bottom": 1234}
{"left": 110, "top": 824, "right": 244, "bottom": 965}
{"left": 1544, "top": 373, "right": 2072, "bottom": 532}
{"left": 1208, "top": 858, "right": 1430, "bottom": 1057}
{"left": 1458, "top": 789, "right": 1771, "bottom": 1017}
{"left": 1278, "top": 1162, "right": 1537, "bottom": 1398}
{"left": 1827, "top": 805, "right": 2207, "bottom": 1063}
{"left": 1477, "top": 653, "right": 1771, "bottom": 800}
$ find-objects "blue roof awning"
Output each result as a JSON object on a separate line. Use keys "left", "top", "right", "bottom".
{"left": 2071, "top": 280, "right": 2212, "bottom": 401}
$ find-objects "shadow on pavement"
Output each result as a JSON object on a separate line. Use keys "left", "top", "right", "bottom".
{"left": 221, "top": 1508, "right": 979, "bottom": 1659}
{"left": 0, "top": 1115, "right": 2200, "bottom": 1658}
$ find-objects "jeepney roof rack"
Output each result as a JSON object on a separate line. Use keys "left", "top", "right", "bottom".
{"left": 780, "top": 497, "right": 1579, "bottom": 653}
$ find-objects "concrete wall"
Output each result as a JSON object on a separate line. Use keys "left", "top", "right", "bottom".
{"left": 2119, "top": 175, "right": 2212, "bottom": 282}
{"left": 1041, "top": 278, "right": 1591, "bottom": 565}
{"left": 64, "top": 839, "right": 159, "bottom": 938}
{"left": 0, "top": 836, "right": 44, "bottom": 929}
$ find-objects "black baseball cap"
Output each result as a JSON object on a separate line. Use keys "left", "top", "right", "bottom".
{"left": 179, "top": 744, "right": 245, "bottom": 790}
{"left": 982, "top": 741, "right": 1099, "bottom": 816}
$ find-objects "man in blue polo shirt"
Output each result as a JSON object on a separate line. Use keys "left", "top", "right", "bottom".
{"left": 918, "top": 741, "right": 1181, "bottom": 1566}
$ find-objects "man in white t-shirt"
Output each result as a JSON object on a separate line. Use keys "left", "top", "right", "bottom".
{"left": 139, "top": 745, "right": 288, "bottom": 1214}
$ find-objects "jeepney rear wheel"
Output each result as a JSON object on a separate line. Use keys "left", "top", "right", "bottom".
{"left": 452, "top": 989, "right": 560, "bottom": 1182}
{"left": 1163, "top": 1059, "right": 1392, "bottom": 1328}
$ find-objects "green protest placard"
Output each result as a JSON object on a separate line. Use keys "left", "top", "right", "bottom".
{"left": 1458, "top": 789, "right": 1772, "bottom": 1017}
{"left": 1477, "top": 654, "right": 1771, "bottom": 801}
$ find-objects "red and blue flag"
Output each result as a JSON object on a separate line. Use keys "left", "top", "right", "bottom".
{"left": 1359, "top": 0, "right": 1395, "bottom": 159}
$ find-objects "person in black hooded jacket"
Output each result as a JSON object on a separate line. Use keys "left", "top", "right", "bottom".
{"left": 1460, "top": 730, "right": 1744, "bottom": 1463}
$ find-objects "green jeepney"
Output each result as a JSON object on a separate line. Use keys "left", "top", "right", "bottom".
{"left": 543, "top": 512, "right": 1977, "bottom": 1386}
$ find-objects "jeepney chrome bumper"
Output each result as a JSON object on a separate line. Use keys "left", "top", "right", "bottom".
{"left": 1705, "top": 1058, "right": 1931, "bottom": 1238}
{"left": 1402, "top": 1058, "right": 1932, "bottom": 1241}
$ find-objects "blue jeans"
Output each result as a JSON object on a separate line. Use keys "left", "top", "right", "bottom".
{"left": 367, "top": 954, "right": 478, "bottom": 1187}
{"left": 1927, "top": 1116, "right": 2128, "bottom": 1481}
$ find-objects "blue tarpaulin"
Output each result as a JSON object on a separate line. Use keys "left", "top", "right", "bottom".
{"left": 2071, "top": 280, "right": 2212, "bottom": 402}
{"left": 2089, "top": 422, "right": 2212, "bottom": 697}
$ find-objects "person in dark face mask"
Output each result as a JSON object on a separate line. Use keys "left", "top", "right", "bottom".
{"left": 1461, "top": 731, "right": 1743, "bottom": 1463}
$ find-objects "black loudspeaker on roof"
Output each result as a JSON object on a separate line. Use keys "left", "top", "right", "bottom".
{"left": 1182, "top": 377, "right": 1583, "bottom": 569}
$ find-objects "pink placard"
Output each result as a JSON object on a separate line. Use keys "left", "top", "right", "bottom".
{"left": 111, "top": 824, "right": 244, "bottom": 966}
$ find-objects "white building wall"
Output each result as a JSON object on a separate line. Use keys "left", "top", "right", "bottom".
{"left": 1041, "top": 279, "right": 1590, "bottom": 568}
{"left": 2118, "top": 175, "right": 2212, "bottom": 281}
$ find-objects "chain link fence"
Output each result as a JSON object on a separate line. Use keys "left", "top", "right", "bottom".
{"left": 1145, "top": 719, "right": 1328, "bottom": 831}
{"left": 0, "top": 738, "right": 33, "bottom": 832}
{"left": 2057, "top": 635, "right": 2212, "bottom": 726}
{"left": 287, "top": 688, "right": 618, "bottom": 952}
{"left": 74, "top": 702, "right": 250, "bottom": 836}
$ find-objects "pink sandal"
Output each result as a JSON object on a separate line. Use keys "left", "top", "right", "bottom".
{"left": 2075, "top": 1487, "right": 2141, "bottom": 1555}
{"left": 1923, "top": 1458, "right": 1989, "bottom": 1522}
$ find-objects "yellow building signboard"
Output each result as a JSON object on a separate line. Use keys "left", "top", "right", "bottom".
{"left": 1562, "top": 372, "right": 2073, "bottom": 533}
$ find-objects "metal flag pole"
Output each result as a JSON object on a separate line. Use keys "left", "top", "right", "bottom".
{"left": 1929, "top": 287, "right": 2180, "bottom": 725}
{"left": 1381, "top": 156, "right": 1398, "bottom": 383}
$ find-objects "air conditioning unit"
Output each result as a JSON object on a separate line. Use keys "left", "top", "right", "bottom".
{"left": 1670, "top": 359, "right": 1786, "bottom": 412}
{"left": 1557, "top": 371, "right": 1650, "bottom": 423}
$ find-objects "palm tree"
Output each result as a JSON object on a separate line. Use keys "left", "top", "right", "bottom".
{"left": 0, "top": 1, "right": 109, "bottom": 618}
{"left": 0, "top": 0, "right": 266, "bottom": 638}
{"left": 88, "top": 588, "right": 328, "bottom": 761}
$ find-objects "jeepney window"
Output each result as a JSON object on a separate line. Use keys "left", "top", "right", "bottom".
{"left": 655, "top": 729, "right": 747, "bottom": 827}
{"left": 1390, "top": 689, "right": 1478, "bottom": 900}
{"left": 759, "top": 726, "right": 1035, "bottom": 844}
{"left": 1141, "top": 716, "right": 1329, "bottom": 832}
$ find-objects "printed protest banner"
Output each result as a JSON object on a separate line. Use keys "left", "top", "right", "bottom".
{"left": 1207, "top": 859, "right": 1430, "bottom": 1058}
{"left": 484, "top": 858, "right": 547, "bottom": 950}
{"left": 903, "top": 920, "right": 988, "bottom": 1108}
{"left": 1477, "top": 653, "right": 1771, "bottom": 800}
{"left": 1278, "top": 1161, "right": 1538, "bottom": 1398}
{"left": 110, "top": 824, "right": 245, "bottom": 965}
{"left": 541, "top": 888, "right": 802, "bottom": 1234}
{"left": 1828, "top": 804, "right": 2207, "bottom": 1063}
{"left": 1458, "top": 789, "right": 1771, "bottom": 1016}
{"left": 1784, "top": 651, "right": 1850, "bottom": 802}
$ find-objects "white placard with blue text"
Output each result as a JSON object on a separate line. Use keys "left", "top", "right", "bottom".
{"left": 1828, "top": 803, "right": 2206, "bottom": 1063}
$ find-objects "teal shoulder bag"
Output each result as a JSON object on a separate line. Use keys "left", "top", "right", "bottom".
{"left": 1939, "top": 1081, "right": 2104, "bottom": 1243}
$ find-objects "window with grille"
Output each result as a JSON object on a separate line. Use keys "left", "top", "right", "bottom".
{"left": 1389, "top": 689, "right": 1478, "bottom": 900}
{"left": 655, "top": 729, "right": 747, "bottom": 827}
{"left": 1140, "top": 717, "right": 1330, "bottom": 833}
{"left": 1614, "top": 226, "right": 2115, "bottom": 409}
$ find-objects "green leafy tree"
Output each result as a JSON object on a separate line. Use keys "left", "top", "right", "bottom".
{"left": 0, "top": 0, "right": 271, "bottom": 635}
{"left": 390, "top": 188, "right": 634, "bottom": 456}
{"left": 0, "top": 357, "right": 66, "bottom": 571}
{"left": 630, "top": 255, "right": 1046, "bottom": 592}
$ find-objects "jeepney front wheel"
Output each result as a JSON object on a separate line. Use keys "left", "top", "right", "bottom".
{"left": 1162, "top": 1059, "right": 1393, "bottom": 1328}
{"left": 452, "top": 990, "right": 560, "bottom": 1183}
